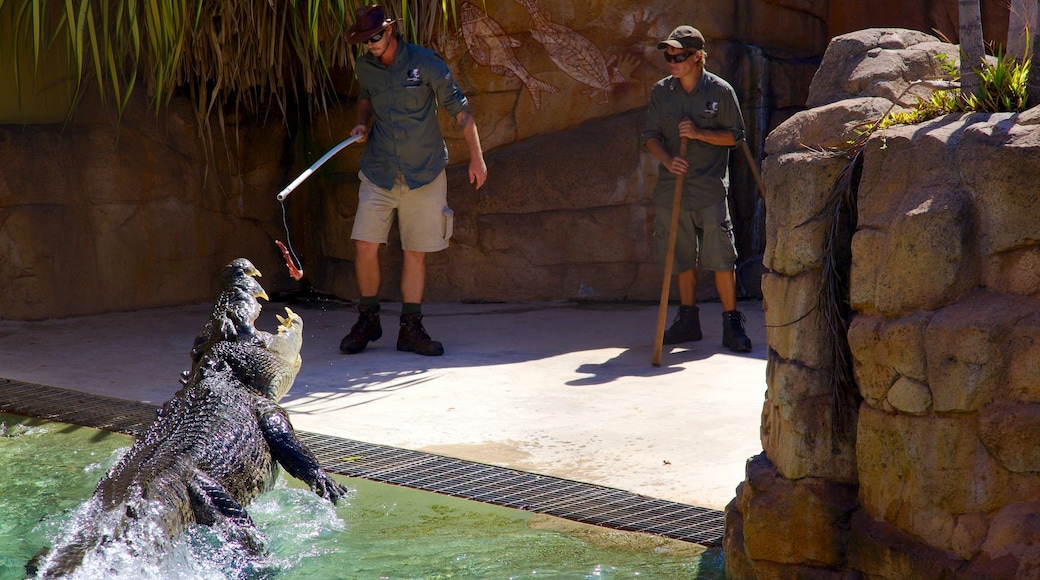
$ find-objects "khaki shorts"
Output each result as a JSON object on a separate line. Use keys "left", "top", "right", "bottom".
{"left": 351, "top": 170, "right": 453, "bottom": 252}
{"left": 653, "top": 197, "right": 737, "bottom": 273}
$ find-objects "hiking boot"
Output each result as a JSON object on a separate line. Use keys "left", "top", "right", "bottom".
{"left": 722, "top": 310, "right": 753, "bottom": 353}
{"left": 339, "top": 304, "right": 382, "bottom": 354}
{"left": 397, "top": 313, "right": 444, "bottom": 356}
{"left": 663, "top": 305, "right": 702, "bottom": 344}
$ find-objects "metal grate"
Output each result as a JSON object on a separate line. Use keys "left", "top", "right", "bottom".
{"left": 0, "top": 377, "right": 725, "bottom": 546}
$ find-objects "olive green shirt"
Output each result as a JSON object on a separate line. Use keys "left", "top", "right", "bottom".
{"left": 641, "top": 70, "right": 745, "bottom": 210}
{"left": 356, "top": 37, "right": 472, "bottom": 190}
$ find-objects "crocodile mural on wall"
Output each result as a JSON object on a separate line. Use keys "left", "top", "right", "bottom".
{"left": 28, "top": 258, "right": 347, "bottom": 578}
{"left": 459, "top": 1, "right": 559, "bottom": 109}
{"left": 514, "top": 0, "right": 626, "bottom": 104}
{"left": 457, "top": 0, "right": 626, "bottom": 109}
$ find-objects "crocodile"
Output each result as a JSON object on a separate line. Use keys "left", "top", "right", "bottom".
{"left": 29, "top": 258, "right": 348, "bottom": 578}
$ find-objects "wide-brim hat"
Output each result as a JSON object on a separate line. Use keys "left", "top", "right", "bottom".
{"left": 657, "top": 25, "right": 705, "bottom": 50}
{"left": 346, "top": 4, "right": 397, "bottom": 44}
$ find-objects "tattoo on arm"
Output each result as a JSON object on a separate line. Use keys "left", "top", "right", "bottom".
{"left": 456, "top": 111, "right": 474, "bottom": 130}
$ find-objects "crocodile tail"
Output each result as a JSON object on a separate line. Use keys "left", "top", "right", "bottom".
{"left": 26, "top": 500, "right": 105, "bottom": 579}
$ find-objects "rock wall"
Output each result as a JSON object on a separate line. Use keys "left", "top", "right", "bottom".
{"left": 293, "top": 0, "right": 831, "bottom": 304}
{"left": 0, "top": 0, "right": 834, "bottom": 319}
{"left": 0, "top": 0, "right": 1016, "bottom": 320}
{"left": 725, "top": 28, "right": 1040, "bottom": 579}
{"left": 0, "top": 92, "right": 294, "bottom": 319}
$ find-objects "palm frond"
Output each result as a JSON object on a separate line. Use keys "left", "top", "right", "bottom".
{"left": 1, "top": 0, "right": 458, "bottom": 136}
{"left": 818, "top": 146, "right": 864, "bottom": 440}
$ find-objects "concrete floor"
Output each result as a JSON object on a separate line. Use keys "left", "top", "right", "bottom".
{"left": 0, "top": 298, "right": 766, "bottom": 511}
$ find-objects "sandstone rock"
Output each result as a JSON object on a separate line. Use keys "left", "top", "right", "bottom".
{"left": 765, "top": 97, "right": 894, "bottom": 155}
{"left": 855, "top": 122, "right": 961, "bottom": 230}
{"left": 825, "top": 1, "right": 1011, "bottom": 55}
{"left": 885, "top": 376, "right": 931, "bottom": 415}
{"left": 723, "top": 493, "right": 759, "bottom": 580}
{"left": 1005, "top": 310, "right": 1040, "bottom": 403}
{"left": 983, "top": 245, "right": 1040, "bottom": 297}
{"left": 848, "top": 313, "right": 931, "bottom": 413}
{"left": 868, "top": 187, "right": 978, "bottom": 316}
{"left": 924, "top": 292, "right": 1036, "bottom": 413}
{"left": 806, "top": 28, "right": 957, "bottom": 108}
{"left": 761, "top": 151, "right": 848, "bottom": 276}
{"left": 761, "top": 270, "right": 828, "bottom": 367}
{"left": 857, "top": 405, "right": 1040, "bottom": 547}
{"left": 749, "top": 560, "right": 854, "bottom": 579}
{"left": 964, "top": 502, "right": 1040, "bottom": 580}
{"left": 950, "top": 511, "right": 991, "bottom": 561}
{"left": 957, "top": 114, "right": 1040, "bottom": 259}
{"left": 763, "top": 356, "right": 858, "bottom": 482}
{"left": 736, "top": 454, "right": 858, "bottom": 567}
{"left": 848, "top": 229, "right": 882, "bottom": 313}
{"left": 0, "top": 205, "right": 93, "bottom": 319}
{"left": 846, "top": 508, "right": 969, "bottom": 579}
{"left": 978, "top": 400, "right": 1040, "bottom": 473}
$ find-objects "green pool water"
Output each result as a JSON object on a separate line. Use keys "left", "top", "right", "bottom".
{"left": 1, "top": 413, "right": 724, "bottom": 579}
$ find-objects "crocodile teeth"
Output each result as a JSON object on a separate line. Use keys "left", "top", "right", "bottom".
{"left": 276, "top": 307, "right": 299, "bottom": 330}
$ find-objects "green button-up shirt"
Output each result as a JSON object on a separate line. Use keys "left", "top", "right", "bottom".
{"left": 641, "top": 70, "right": 745, "bottom": 210}
{"left": 356, "top": 37, "right": 472, "bottom": 190}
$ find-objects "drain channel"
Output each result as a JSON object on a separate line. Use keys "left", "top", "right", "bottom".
{"left": 0, "top": 377, "right": 724, "bottom": 546}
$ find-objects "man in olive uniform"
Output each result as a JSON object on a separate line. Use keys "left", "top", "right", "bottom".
{"left": 340, "top": 5, "right": 488, "bottom": 357}
{"left": 641, "top": 25, "right": 752, "bottom": 353}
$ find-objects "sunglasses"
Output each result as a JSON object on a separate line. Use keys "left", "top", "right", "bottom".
{"left": 664, "top": 51, "right": 694, "bottom": 64}
{"left": 365, "top": 30, "right": 385, "bottom": 44}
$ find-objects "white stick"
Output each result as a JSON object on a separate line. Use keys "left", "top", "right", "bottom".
{"left": 275, "top": 134, "right": 363, "bottom": 201}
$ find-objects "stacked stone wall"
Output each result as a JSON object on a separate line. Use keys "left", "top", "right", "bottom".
{"left": 725, "top": 28, "right": 1040, "bottom": 579}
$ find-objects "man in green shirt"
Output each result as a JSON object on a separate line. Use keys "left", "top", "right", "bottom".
{"left": 340, "top": 5, "right": 488, "bottom": 357}
{"left": 641, "top": 25, "right": 752, "bottom": 353}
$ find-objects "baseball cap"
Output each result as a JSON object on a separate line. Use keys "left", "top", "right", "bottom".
{"left": 657, "top": 26, "right": 705, "bottom": 50}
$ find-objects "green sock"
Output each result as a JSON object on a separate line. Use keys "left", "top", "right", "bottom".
{"left": 359, "top": 296, "right": 379, "bottom": 306}
{"left": 401, "top": 303, "right": 422, "bottom": 316}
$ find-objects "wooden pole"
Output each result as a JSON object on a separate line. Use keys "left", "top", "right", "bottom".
{"left": 740, "top": 140, "right": 768, "bottom": 202}
{"left": 652, "top": 137, "right": 689, "bottom": 366}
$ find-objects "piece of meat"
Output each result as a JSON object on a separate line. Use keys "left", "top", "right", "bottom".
{"left": 275, "top": 240, "right": 303, "bottom": 281}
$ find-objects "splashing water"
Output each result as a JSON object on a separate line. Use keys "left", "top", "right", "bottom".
{"left": 3, "top": 414, "right": 723, "bottom": 579}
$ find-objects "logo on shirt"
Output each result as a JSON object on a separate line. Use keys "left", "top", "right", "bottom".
{"left": 705, "top": 101, "right": 719, "bottom": 115}
{"left": 406, "top": 68, "right": 421, "bottom": 84}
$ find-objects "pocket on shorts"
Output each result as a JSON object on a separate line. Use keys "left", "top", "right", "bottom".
{"left": 443, "top": 207, "right": 454, "bottom": 241}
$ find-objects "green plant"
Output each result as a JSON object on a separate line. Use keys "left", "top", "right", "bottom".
{"left": 879, "top": 49, "right": 1031, "bottom": 132}
{"left": 962, "top": 48, "right": 1031, "bottom": 112}
{"left": 934, "top": 52, "right": 958, "bottom": 77}
{"left": 0, "top": 1, "right": 467, "bottom": 133}
{"left": 878, "top": 89, "right": 959, "bottom": 129}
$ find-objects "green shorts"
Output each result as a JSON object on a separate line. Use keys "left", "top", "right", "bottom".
{"left": 653, "top": 197, "right": 737, "bottom": 273}
{"left": 351, "top": 170, "right": 453, "bottom": 252}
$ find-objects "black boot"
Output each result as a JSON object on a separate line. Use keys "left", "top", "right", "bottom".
{"left": 663, "top": 305, "right": 702, "bottom": 344}
{"left": 722, "top": 310, "right": 753, "bottom": 353}
{"left": 340, "top": 304, "right": 382, "bottom": 354}
{"left": 397, "top": 313, "right": 444, "bottom": 356}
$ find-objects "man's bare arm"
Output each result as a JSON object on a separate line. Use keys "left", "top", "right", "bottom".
{"left": 456, "top": 110, "right": 488, "bottom": 190}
